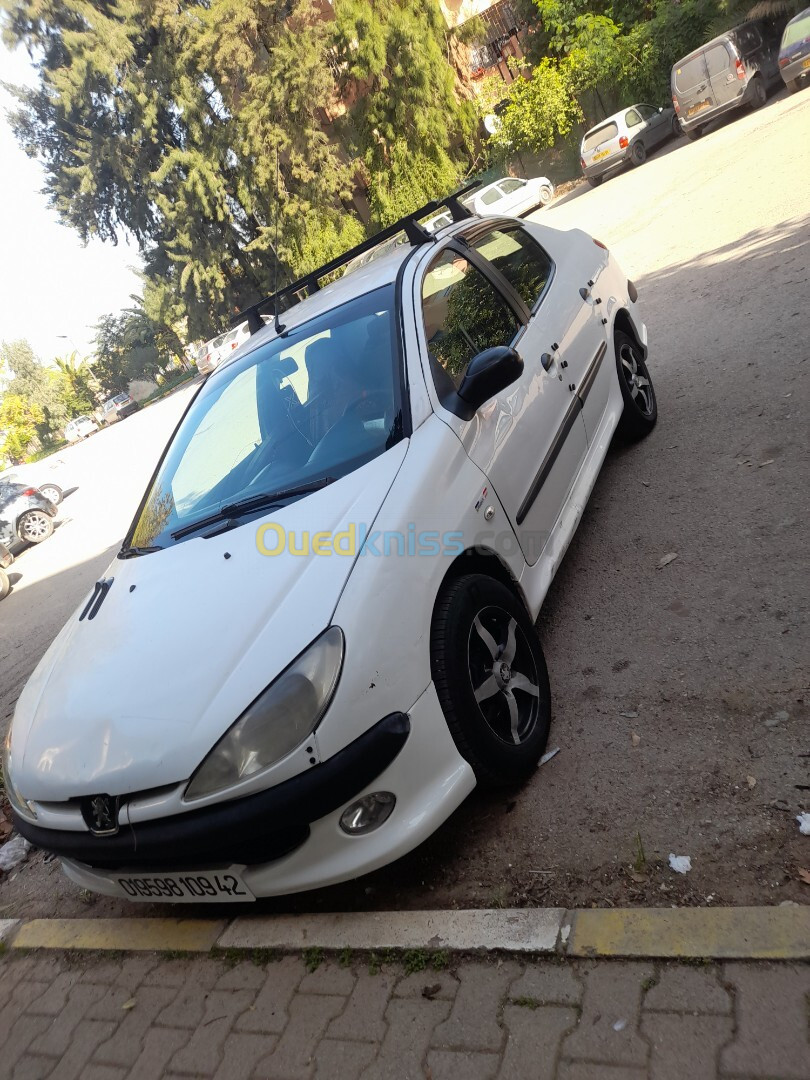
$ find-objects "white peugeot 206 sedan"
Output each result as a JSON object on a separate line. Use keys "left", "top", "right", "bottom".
{"left": 4, "top": 187, "right": 656, "bottom": 903}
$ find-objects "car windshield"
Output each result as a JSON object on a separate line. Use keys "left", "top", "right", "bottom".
{"left": 783, "top": 13, "right": 810, "bottom": 45}
{"left": 128, "top": 285, "right": 402, "bottom": 549}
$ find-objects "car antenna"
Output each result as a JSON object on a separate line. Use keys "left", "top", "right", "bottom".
{"left": 273, "top": 145, "right": 286, "bottom": 336}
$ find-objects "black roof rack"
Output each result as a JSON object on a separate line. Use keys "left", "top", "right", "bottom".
{"left": 233, "top": 180, "right": 482, "bottom": 334}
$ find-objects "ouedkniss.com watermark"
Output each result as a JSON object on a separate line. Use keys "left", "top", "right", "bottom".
{"left": 256, "top": 522, "right": 547, "bottom": 561}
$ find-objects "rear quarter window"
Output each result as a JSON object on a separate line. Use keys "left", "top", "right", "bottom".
{"left": 582, "top": 122, "right": 618, "bottom": 151}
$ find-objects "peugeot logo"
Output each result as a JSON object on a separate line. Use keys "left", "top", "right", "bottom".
{"left": 81, "top": 794, "right": 120, "bottom": 836}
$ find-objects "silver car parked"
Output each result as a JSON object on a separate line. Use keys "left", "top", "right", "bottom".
{"left": 580, "top": 103, "right": 680, "bottom": 187}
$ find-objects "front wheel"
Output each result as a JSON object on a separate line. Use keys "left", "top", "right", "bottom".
{"left": 0, "top": 569, "right": 9, "bottom": 601}
{"left": 431, "top": 574, "right": 551, "bottom": 787}
{"left": 586, "top": 175, "right": 603, "bottom": 188}
{"left": 630, "top": 141, "right": 647, "bottom": 166}
{"left": 671, "top": 114, "right": 683, "bottom": 138}
{"left": 538, "top": 184, "right": 553, "bottom": 206}
{"left": 748, "top": 77, "right": 766, "bottom": 110}
{"left": 17, "top": 510, "right": 54, "bottom": 544}
{"left": 616, "top": 330, "right": 657, "bottom": 440}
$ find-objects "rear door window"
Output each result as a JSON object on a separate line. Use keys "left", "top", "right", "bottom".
{"left": 625, "top": 108, "right": 643, "bottom": 128}
{"left": 582, "top": 122, "right": 618, "bottom": 151}
{"left": 480, "top": 187, "right": 503, "bottom": 206}
{"left": 674, "top": 54, "right": 708, "bottom": 93}
{"left": 470, "top": 227, "right": 553, "bottom": 311}
{"left": 706, "top": 42, "right": 733, "bottom": 77}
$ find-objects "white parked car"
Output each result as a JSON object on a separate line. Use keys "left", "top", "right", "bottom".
{"left": 64, "top": 415, "right": 99, "bottom": 442}
{"left": 196, "top": 320, "right": 253, "bottom": 375}
{"left": 4, "top": 193, "right": 656, "bottom": 902}
{"left": 469, "top": 175, "right": 554, "bottom": 218}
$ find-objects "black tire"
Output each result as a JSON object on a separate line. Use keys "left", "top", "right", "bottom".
{"left": 615, "top": 330, "right": 657, "bottom": 440}
{"left": 586, "top": 175, "right": 603, "bottom": 188}
{"left": 0, "top": 569, "right": 9, "bottom": 601}
{"left": 17, "top": 510, "right": 54, "bottom": 545}
{"left": 685, "top": 125, "right": 703, "bottom": 141}
{"left": 671, "top": 114, "right": 682, "bottom": 138}
{"left": 630, "top": 141, "right": 647, "bottom": 166}
{"left": 748, "top": 76, "right": 766, "bottom": 110}
{"left": 39, "top": 484, "right": 62, "bottom": 505}
{"left": 787, "top": 78, "right": 801, "bottom": 94}
{"left": 431, "top": 573, "right": 551, "bottom": 786}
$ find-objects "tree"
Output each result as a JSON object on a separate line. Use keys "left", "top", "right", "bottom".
{"left": 53, "top": 352, "right": 97, "bottom": 416}
{"left": 1, "top": 340, "right": 70, "bottom": 445}
{"left": 2, "top": 0, "right": 359, "bottom": 338}
{"left": 333, "top": 0, "right": 477, "bottom": 225}
{"left": 0, "top": 393, "right": 44, "bottom": 463}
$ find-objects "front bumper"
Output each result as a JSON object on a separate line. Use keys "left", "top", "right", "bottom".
{"left": 14, "top": 712, "right": 411, "bottom": 870}
{"left": 28, "top": 682, "right": 477, "bottom": 899}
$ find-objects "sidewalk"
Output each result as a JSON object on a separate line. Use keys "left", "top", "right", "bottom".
{"left": 2, "top": 948, "right": 809, "bottom": 1079}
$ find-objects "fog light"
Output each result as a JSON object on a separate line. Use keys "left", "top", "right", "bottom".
{"left": 339, "top": 792, "right": 396, "bottom": 835}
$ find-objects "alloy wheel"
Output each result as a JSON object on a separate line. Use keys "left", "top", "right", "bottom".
{"left": 468, "top": 605, "right": 541, "bottom": 745}
{"left": 618, "top": 341, "right": 654, "bottom": 415}
{"left": 20, "top": 511, "right": 50, "bottom": 541}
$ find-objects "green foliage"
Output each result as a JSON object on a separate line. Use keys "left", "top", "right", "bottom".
{"left": 490, "top": 58, "right": 584, "bottom": 155}
{"left": 2, "top": 339, "right": 70, "bottom": 445}
{"left": 92, "top": 299, "right": 181, "bottom": 397}
{"left": 368, "top": 140, "right": 462, "bottom": 227}
{"left": 0, "top": 392, "right": 43, "bottom": 463}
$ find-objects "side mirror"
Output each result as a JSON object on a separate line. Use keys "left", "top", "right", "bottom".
{"left": 457, "top": 346, "right": 524, "bottom": 412}
{"left": 658, "top": 106, "right": 663, "bottom": 112}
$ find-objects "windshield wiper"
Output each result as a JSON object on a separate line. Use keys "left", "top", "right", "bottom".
{"left": 118, "top": 544, "right": 163, "bottom": 558}
{"left": 170, "top": 476, "right": 337, "bottom": 541}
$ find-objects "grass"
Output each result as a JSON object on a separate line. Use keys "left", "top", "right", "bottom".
{"left": 303, "top": 947, "right": 325, "bottom": 973}
{"left": 633, "top": 831, "right": 647, "bottom": 873}
{"left": 140, "top": 369, "right": 196, "bottom": 406}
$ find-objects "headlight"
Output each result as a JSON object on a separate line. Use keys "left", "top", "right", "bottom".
{"left": 2, "top": 729, "right": 37, "bottom": 821}
{"left": 185, "top": 626, "right": 344, "bottom": 801}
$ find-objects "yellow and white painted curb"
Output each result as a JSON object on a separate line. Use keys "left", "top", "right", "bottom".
{"left": 1, "top": 906, "right": 808, "bottom": 960}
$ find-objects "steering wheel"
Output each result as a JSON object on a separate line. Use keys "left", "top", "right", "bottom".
{"left": 342, "top": 390, "right": 390, "bottom": 419}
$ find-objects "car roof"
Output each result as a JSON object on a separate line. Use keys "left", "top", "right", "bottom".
{"left": 219, "top": 243, "right": 414, "bottom": 371}
{"left": 786, "top": 5, "right": 810, "bottom": 24}
{"left": 675, "top": 18, "right": 767, "bottom": 63}
{"left": 583, "top": 105, "right": 650, "bottom": 136}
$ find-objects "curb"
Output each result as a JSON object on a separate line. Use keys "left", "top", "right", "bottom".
{"left": 1, "top": 907, "right": 808, "bottom": 961}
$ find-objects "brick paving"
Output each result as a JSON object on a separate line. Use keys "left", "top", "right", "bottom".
{"left": 1, "top": 951, "right": 808, "bottom": 1079}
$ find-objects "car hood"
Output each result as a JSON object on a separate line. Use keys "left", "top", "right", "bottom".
{"left": 12, "top": 443, "right": 408, "bottom": 801}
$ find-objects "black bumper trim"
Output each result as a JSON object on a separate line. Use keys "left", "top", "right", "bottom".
{"left": 13, "top": 712, "right": 411, "bottom": 870}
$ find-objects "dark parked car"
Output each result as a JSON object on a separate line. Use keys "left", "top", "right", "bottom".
{"left": 0, "top": 481, "right": 58, "bottom": 549}
{"left": 778, "top": 7, "right": 810, "bottom": 92}
{"left": 101, "top": 392, "right": 140, "bottom": 424}
{"left": 672, "top": 17, "right": 790, "bottom": 139}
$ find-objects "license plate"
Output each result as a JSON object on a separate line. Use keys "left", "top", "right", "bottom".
{"left": 687, "top": 99, "right": 711, "bottom": 117}
{"left": 115, "top": 868, "right": 255, "bottom": 902}
{"left": 803, "top": 57, "right": 810, "bottom": 69}
{"left": 592, "top": 148, "right": 611, "bottom": 162}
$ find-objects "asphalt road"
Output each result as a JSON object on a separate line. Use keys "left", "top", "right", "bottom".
{"left": 1, "top": 87, "right": 808, "bottom": 917}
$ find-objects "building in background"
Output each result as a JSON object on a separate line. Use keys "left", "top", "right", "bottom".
{"left": 439, "top": 0, "right": 528, "bottom": 87}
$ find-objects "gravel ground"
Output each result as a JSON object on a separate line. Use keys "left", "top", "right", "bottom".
{"left": 1, "top": 88, "right": 808, "bottom": 918}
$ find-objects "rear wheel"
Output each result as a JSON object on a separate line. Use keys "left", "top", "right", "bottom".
{"left": 17, "top": 510, "right": 54, "bottom": 545}
{"left": 615, "top": 330, "right": 657, "bottom": 440}
{"left": 671, "top": 114, "right": 683, "bottom": 137}
{"left": 685, "top": 125, "right": 703, "bottom": 141}
{"left": 39, "top": 484, "right": 62, "bottom": 505}
{"left": 431, "top": 574, "right": 551, "bottom": 787}
{"left": 586, "top": 175, "right": 603, "bottom": 188}
{"left": 538, "top": 184, "right": 553, "bottom": 206}
{"left": 787, "top": 78, "right": 801, "bottom": 94}
{"left": 0, "top": 569, "right": 9, "bottom": 601}
{"left": 749, "top": 76, "right": 767, "bottom": 110}
{"left": 630, "top": 141, "right": 647, "bottom": 166}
